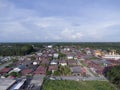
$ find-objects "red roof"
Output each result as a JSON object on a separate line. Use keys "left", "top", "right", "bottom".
{"left": 48, "top": 65, "right": 58, "bottom": 71}
{"left": 67, "top": 60, "right": 77, "bottom": 65}
{"left": 21, "top": 69, "right": 33, "bottom": 75}
{"left": 34, "top": 66, "right": 47, "bottom": 75}
{"left": 0, "top": 68, "right": 12, "bottom": 74}
{"left": 82, "top": 68, "right": 86, "bottom": 73}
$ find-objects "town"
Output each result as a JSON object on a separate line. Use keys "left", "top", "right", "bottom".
{"left": 0, "top": 43, "right": 120, "bottom": 90}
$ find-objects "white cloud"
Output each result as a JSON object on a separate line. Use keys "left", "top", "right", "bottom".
{"left": 0, "top": 0, "right": 120, "bottom": 42}
{"left": 60, "top": 28, "right": 83, "bottom": 41}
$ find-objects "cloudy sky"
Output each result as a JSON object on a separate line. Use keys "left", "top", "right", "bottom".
{"left": 0, "top": 0, "right": 120, "bottom": 42}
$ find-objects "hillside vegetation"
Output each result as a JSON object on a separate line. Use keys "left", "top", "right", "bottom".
{"left": 106, "top": 65, "right": 120, "bottom": 89}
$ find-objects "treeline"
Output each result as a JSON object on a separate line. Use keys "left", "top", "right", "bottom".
{"left": 0, "top": 44, "right": 36, "bottom": 56}
{"left": 1, "top": 42, "right": 120, "bottom": 56}
{"left": 106, "top": 65, "right": 120, "bottom": 89}
{"left": 55, "top": 42, "right": 120, "bottom": 54}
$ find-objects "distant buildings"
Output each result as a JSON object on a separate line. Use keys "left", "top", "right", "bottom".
{"left": 103, "top": 50, "right": 120, "bottom": 60}
{"left": 94, "top": 50, "right": 103, "bottom": 57}
{"left": 47, "top": 45, "right": 53, "bottom": 48}
{"left": 103, "top": 54, "right": 120, "bottom": 60}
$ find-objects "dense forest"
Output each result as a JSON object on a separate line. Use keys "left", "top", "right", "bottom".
{"left": 0, "top": 43, "right": 38, "bottom": 56}
{"left": 106, "top": 65, "right": 120, "bottom": 89}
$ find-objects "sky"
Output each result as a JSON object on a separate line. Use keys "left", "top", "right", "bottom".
{"left": 0, "top": 0, "right": 120, "bottom": 42}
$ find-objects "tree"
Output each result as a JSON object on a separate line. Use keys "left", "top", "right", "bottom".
{"left": 10, "top": 72, "right": 21, "bottom": 77}
{"left": 106, "top": 65, "right": 120, "bottom": 88}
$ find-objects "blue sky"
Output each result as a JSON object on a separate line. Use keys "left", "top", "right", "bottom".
{"left": 0, "top": 0, "right": 120, "bottom": 42}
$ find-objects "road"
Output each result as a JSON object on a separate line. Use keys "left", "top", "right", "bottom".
{"left": 50, "top": 76, "right": 107, "bottom": 81}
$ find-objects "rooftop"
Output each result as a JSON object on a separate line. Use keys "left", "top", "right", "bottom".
{"left": 70, "top": 66, "right": 82, "bottom": 73}
{"left": 0, "top": 79, "right": 16, "bottom": 90}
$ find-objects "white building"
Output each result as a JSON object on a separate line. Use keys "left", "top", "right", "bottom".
{"left": 103, "top": 50, "right": 120, "bottom": 60}
{"left": 50, "top": 60, "right": 58, "bottom": 65}
{"left": 64, "top": 48, "right": 70, "bottom": 51}
{"left": 9, "top": 68, "right": 21, "bottom": 73}
{"left": 103, "top": 54, "right": 120, "bottom": 60}
{"left": 48, "top": 45, "right": 52, "bottom": 48}
{"left": 67, "top": 55, "right": 74, "bottom": 60}
{"left": 53, "top": 53, "right": 59, "bottom": 58}
{"left": 59, "top": 60, "right": 67, "bottom": 66}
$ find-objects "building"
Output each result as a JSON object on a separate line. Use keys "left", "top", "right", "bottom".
{"left": 0, "top": 68, "right": 12, "bottom": 74}
{"left": 59, "top": 60, "right": 67, "bottom": 66}
{"left": 21, "top": 69, "right": 33, "bottom": 76}
{"left": 70, "top": 66, "right": 82, "bottom": 76}
{"left": 50, "top": 60, "right": 58, "bottom": 65}
{"left": 29, "top": 75, "right": 45, "bottom": 90}
{"left": 94, "top": 50, "right": 103, "bottom": 57}
{"left": 53, "top": 53, "right": 59, "bottom": 58}
{"left": 67, "top": 55, "right": 74, "bottom": 60}
{"left": 48, "top": 45, "right": 53, "bottom": 48}
{"left": 67, "top": 60, "right": 77, "bottom": 66}
{"left": 103, "top": 50, "right": 120, "bottom": 60}
{"left": 48, "top": 65, "right": 58, "bottom": 71}
{"left": 34, "top": 66, "right": 47, "bottom": 75}
{"left": 103, "top": 54, "right": 120, "bottom": 60}
{"left": 0, "top": 78, "right": 16, "bottom": 90}
{"left": 9, "top": 68, "right": 21, "bottom": 73}
{"left": 9, "top": 79, "right": 26, "bottom": 90}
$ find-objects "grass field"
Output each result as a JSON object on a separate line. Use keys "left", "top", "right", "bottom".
{"left": 42, "top": 80, "right": 116, "bottom": 90}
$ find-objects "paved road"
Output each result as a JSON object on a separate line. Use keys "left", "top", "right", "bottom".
{"left": 51, "top": 76, "right": 107, "bottom": 81}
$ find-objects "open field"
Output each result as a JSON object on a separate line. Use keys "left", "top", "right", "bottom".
{"left": 42, "top": 80, "right": 116, "bottom": 90}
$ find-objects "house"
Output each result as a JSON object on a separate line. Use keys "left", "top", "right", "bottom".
{"left": 70, "top": 66, "right": 82, "bottom": 76}
{"left": 48, "top": 65, "right": 58, "bottom": 71}
{"left": 18, "top": 65, "right": 26, "bottom": 70}
{"left": 41, "top": 59, "right": 49, "bottom": 65}
{"left": 34, "top": 66, "right": 47, "bottom": 75}
{"left": 96, "top": 67, "right": 104, "bottom": 75}
{"left": 101, "top": 59, "right": 112, "bottom": 66}
{"left": 67, "top": 55, "right": 74, "bottom": 60}
{"left": 21, "top": 69, "right": 33, "bottom": 75}
{"left": 0, "top": 68, "right": 12, "bottom": 74}
{"left": 53, "top": 53, "right": 59, "bottom": 58}
{"left": 9, "top": 68, "right": 21, "bottom": 73}
{"left": 59, "top": 60, "right": 67, "bottom": 66}
{"left": 64, "top": 48, "right": 70, "bottom": 51}
{"left": 30, "top": 75, "right": 45, "bottom": 90}
{"left": 67, "top": 60, "right": 77, "bottom": 66}
{"left": 86, "top": 50, "right": 92, "bottom": 55}
{"left": 50, "top": 60, "right": 58, "bottom": 65}
{"left": 36, "top": 52, "right": 42, "bottom": 56}
{"left": 94, "top": 50, "right": 102, "bottom": 57}
{"left": 48, "top": 45, "right": 53, "bottom": 48}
